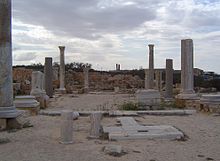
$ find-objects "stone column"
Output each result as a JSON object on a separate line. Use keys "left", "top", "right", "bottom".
{"left": 155, "top": 70, "right": 162, "bottom": 91}
{"left": 83, "top": 67, "right": 89, "bottom": 93}
{"left": 144, "top": 69, "right": 148, "bottom": 89}
{"left": 89, "top": 112, "right": 102, "bottom": 138}
{"left": 147, "top": 44, "right": 154, "bottom": 89}
{"left": 165, "top": 59, "right": 173, "bottom": 99}
{"left": 58, "top": 46, "right": 66, "bottom": 93}
{"left": 178, "top": 39, "right": 197, "bottom": 99}
{"left": 60, "top": 110, "right": 73, "bottom": 144}
{"left": 44, "top": 57, "right": 53, "bottom": 97}
{"left": 30, "top": 71, "right": 42, "bottom": 96}
{"left": 30, "top": 71, "right": 49, "bottom": 108}
{"left": 0, "top": 0, "right": 19, "bottom": 119}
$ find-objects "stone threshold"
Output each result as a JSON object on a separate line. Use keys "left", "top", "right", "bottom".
{"left": 39, "top": 109, "right": 196, "bottom": 117}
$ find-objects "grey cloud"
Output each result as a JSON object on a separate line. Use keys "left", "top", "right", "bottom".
{"left": 14, "top": 52, "right": 37, "bottom": 61}
{"left": 13, "top": 0, "right": 157, "bottom": 39}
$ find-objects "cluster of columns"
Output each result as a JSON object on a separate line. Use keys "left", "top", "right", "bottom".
{"left": 145, "top": 39, "right": 195, "bottom": 100}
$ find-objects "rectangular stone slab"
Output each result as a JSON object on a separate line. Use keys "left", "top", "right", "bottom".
{"left": 104, "top": 117, "right": 184, "bottom": 141}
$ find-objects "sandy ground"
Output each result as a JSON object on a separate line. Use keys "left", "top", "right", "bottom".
{"left": 0, "top": 94, "right": 220, "bottom": 161}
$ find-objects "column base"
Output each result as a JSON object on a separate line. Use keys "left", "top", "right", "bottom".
{"left": 57, "top": 88, "right": 66, "bottom": 94}
{"left": 176, "top": 93, "right": 199, "bottom": 100}
{"left": 0, "top": 106, "right": 22, "bottom": 119}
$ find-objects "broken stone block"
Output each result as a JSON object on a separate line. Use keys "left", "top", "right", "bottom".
{"left": 89, "top": 112, "right": 102, "bottom": 138}
{"left": 7, "top": 112, "right": 31, "bottom": 129}
{"left": 60, "top": 110, "right": 73, "bottom": 144}
{"left": 103, "top": 145, "right": 126, "bottom": 157}
{"left": 0, "top": 119, "right": 7, "bottom": 130}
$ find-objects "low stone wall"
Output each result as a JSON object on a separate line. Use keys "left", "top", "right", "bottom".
{"left": 13, "top": 68, "right": 144, "bottom": 94}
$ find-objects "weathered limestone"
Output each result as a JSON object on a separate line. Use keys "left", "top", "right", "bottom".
{"left": 83, "top": 67, "right": 89, "bottom": 93}
{"left": 165, "top": 59, "right": 173, "bottom": 99}
{"left": 103, "top": 117, "right": 184, "bottom": 141}
{"left": 89, "top": 112, "right": 102, "bottom": 138}
{"left": 60, "top": 110, "right": 73, "bottom": 144}
{"left": 177, "top": 39, "right": 197, "bottom": 99}
{"left": 44, "top": 57, "right": 53, "bottom": 97}
{"left": 136, "top": 89, "right": 161, "bottom": 107}
{"left": 148, "top": 44, "right": 154, "bottom": 89}
{"left": 0, "top": 0, "right": 20, "bottom": 120}
{"left": 155, "top": 70, "right": 162, "bottom": 91}
{"left": 144, "top": 69, "right": 148, "bottom": 89}
{"left": 114, "top": 87, "right": 120, "bottom": 93}
{"left": 136, "top": 44, "right": 161, "bottom": 107}
{"left": 58, "top": 46, "right": 66, "bottom": 93}
{"left": 52, "top": 66, "right": 59, "bottom": 81}
{"left": 14, "top": 96, "right": 40, "bottom": 115}
{"left": 30, "top": 71, "right": 49, "bottom": 108}
{"left": 200, "top": 94, "right": 220, "bottom": 113}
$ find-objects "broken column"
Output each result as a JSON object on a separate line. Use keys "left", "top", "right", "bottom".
{"left": 60, "top": 110, "right": 73, "bottom": 144}
{"left": 0, "top": 0, "right": 20, "bottom": 123}
{"left": 30, "top": 71, "right": 49, "bottom": 108}
{"left": 165, "top": 59, "right": 173, "bottom": 99}
{"left": 58, "top": 46, "right": 66, "bottom": 93}
{"left": 147, "top": 44, "right": 154, "bottom": 89}
{"left": 177, "top": 39, "right": 197, "bottom": 99}
{"left": 83, "top": 67, "right": 89, "bottom": 93}
{"left": 44, "top": 57, "right": 53, "bottom": 97}
{"left": 89, "top": 112, "right": 102, "bottom": 138}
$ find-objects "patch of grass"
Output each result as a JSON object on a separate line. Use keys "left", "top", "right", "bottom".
{"left": 119, "top": 102, "right": 138, "bottom": 111}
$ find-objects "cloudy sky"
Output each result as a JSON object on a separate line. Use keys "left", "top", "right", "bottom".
{"left": 12, "top": 0, "right": 220, "bottom": 73}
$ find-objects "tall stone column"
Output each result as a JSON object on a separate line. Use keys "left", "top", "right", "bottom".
{"left": 0, "top": 0, "right": 19, "bottom": 119}
{"left": 147, "top": 44, "right": 154, "bottom": 89}
{"left": 58, "top": 46, "right": 66, "bottom": 93}
{"left": 165, "top": 59, "right": 173, "bottom": 99}
{"left": 44, "top": 57, "right": 53, "bottom": 97}
{"left": 177, "top": 39, "right": 197, "bottom": 99}
{"left": 83, "top": 67, "right": 89, "bottom": 93}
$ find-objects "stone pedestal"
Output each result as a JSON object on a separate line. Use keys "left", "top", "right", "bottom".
{"left": 165, "top": 59, "right": 173, "bottom": 99}
{"left": 136, "top": 89, "right": 161, "bottom": 107}
{"left": 44, "top": 57, "right": 53, "bottom": 97}
{"left": 14, "top": 95, "right": 40, "bottom": 115}
{"left": 0, "top": 0, "right": 20, "bottom": 122}
{"left": 58, "top": 46, "right": 66, "bottom": 93}
{"left": 83, "top": 67, "right": 89, "bottom": 93}
{"left": 89, "top": 112, "right": 102, "bottom": 138}
{"left": 60, "top": 110, "right": 73, "bottom": 144}
{"left": 177, "top": 39, "right": 198, "bottom": 100}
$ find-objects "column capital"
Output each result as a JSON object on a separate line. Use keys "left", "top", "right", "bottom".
{"left": 59, "top": 46, "right": 65, "bottom": 51}
{"left": 148, "top": 44, "right": 154, "bottom": 48}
